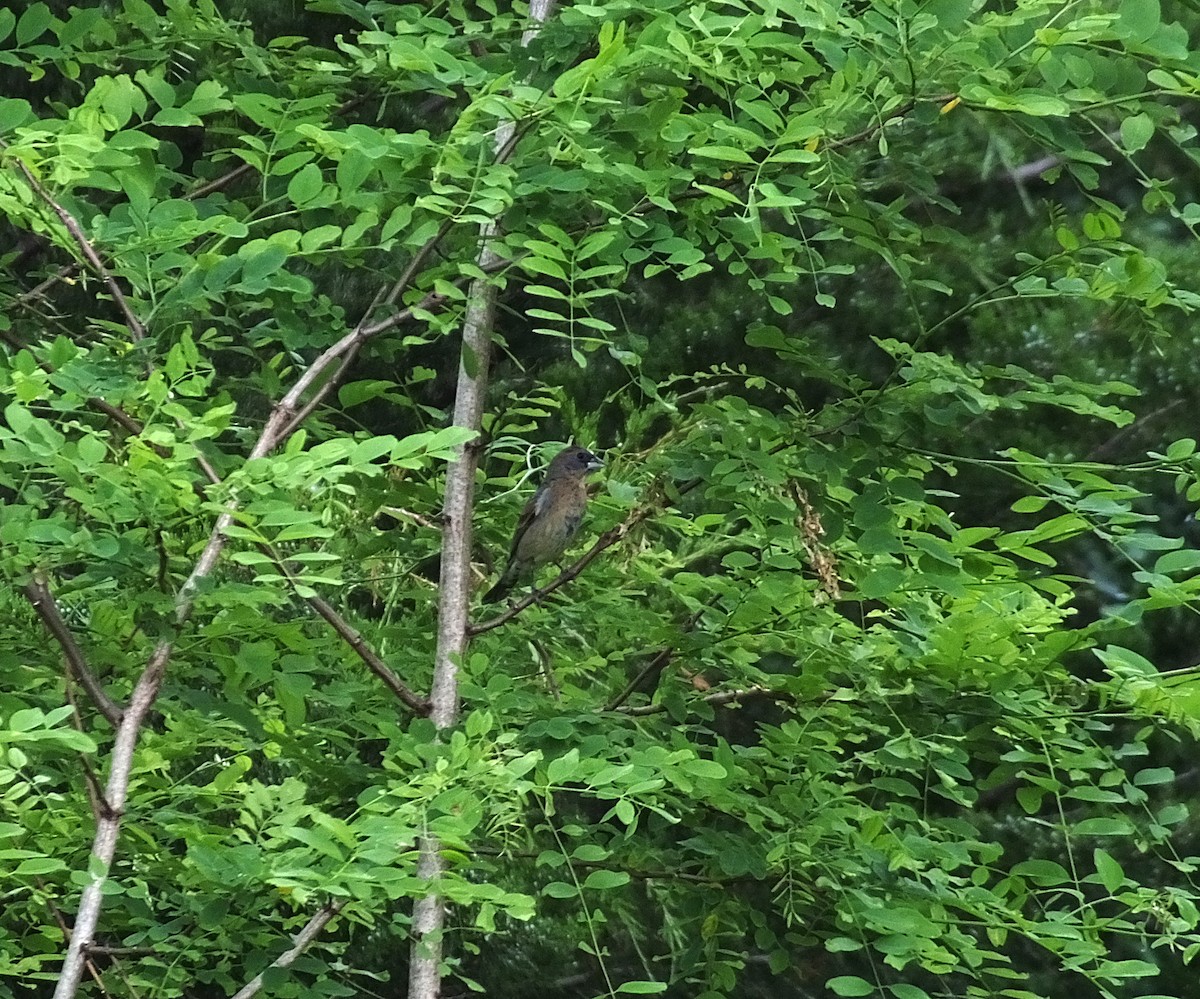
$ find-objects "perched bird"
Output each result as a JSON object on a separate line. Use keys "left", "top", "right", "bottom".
{"left": 483, "top": 446, "right": 604, "bottom": 603}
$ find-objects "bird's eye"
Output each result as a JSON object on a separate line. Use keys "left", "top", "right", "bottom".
{"left": 576, "top": 451, "right": 587, "bottom": 461}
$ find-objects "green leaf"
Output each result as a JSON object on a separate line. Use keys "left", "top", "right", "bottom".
{"left": 689, "top": 145, "right": 754, "bottom": 164}
{"left": 546, "top": 750, "right": 580, "bottom": 785}
{"left": 858, "top": 566, "right": 904, "bottom": 598}
{"left": 287, "top": 163, "right": 324, "bottom": 205}
{"left": 16, "top": 3, "right": 52, "bottom": 44}
{"left": 1116, "top": 0, "right": 1160, "bottom": 41}
{"left": 1153, "top": 549, "right": 1200, "bottom": 575}
{"left": 582, "top": 869, "right": 630, "bottom": 890}
{"left": 15, "top": 856, "right": 67, "bottom": 875}
{"left": 889, "top": 986, "right": 930, "bottom": 999}
{"left": 828, "top": 976, "right": 874, "bottom": 997}
{"left": 7, "top": 708, "right": 43, "bottom": 733}
{"left": 1094, "top": 848, "right": 1124, "bottom": 892}
{"left": 1012, "top": 859, "right": 1070, "bottom": 885}
{"left": 1120, "top": 113, "right": 1154, "bottom": 153}
{"left": 0, "top": 98, "right": 33, "bottom": 133}
{"left": 1074, "top": 817, "right": 1135, "bottom": 836}
{"left": 541, "top": 881, "right": 577, "bottom": 898}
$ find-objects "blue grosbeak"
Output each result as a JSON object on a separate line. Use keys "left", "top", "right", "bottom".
{"left": 483, "top": 445, "right": 604, "bottom": 603}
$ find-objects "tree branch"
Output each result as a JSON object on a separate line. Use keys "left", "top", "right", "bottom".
{"left": 305, "top": 593, "right": 430, "bottom": 715}
{"left": 604, "top": 649, "right": 673, "bottom": 713}
{"left": 52, "top": 645, "right": 168, "bottom": 999}
{"left": 613, "top": 685, "right": 795, "bottom": 716}
{"left": 229, "top": 900, "right": 345, "bottom": 999}
{"left": 277, "top": 218, "right": 457, "bottom": 440}
{"left": 1, "top": 140, "right": 147, "bottom": 341}
{"left": 469, "top": 498, "right": 663, "bottom": 637}
{"left": 408, "top": 7, "right": 556, "bottom": 998}
{"left": 468, "top": 846, "right": 765, "bottom": 885}
{"left": 22, "top": 576, "right": 124, "bottom": 727}
{"left": 40, "top": 885, "right": 111, "bottom": 996}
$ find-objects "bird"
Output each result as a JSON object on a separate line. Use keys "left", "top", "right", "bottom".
{"left": 483, "top": 445, "right": 605, "bottom": 603}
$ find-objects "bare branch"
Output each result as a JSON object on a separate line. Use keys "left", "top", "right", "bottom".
{"left": 84, "top": 945, "right": 156, "bottom": 957}
{"left": 187, "top": 95, "right": 368, "bottom": 201}
{"left": 186, "top": 161, "right": 254, "bottom": 199}
{"left": 276, "top": 224, "right": 456, "bottom": 440}
{"left": 469, "top": 504, "right": 656, "bottom": 637}
{"left": 305, "top": 593, "right": 430, "bottom": 715}
{"left": 409, "top": 8, "right": 556, "bottom": 998}
{"left": 469, "top": 845, "right": 764, "bottom": 885}
{"left": 53, "top": 644, "right": 168, "bottom": 999}
{"left": 23, "top": 576, "right": 124, "bottom": 727}
{"left": 379, "top": 506, "right": 442, "bottom": 531}
{"left": 614, "top": 685, "right": 796, "bottom": 716}
{"left": 40, "top": 885, "right": 111, "bottom": 996}
{"left": 604, "top": 648, "right": 673, "bottom": 713}
{"left": 229, "top": 900, "right": 345, "bottom": 999}
{"left": 604, "top": 599, "right": 714, "bottom": 712}
{"left": 1, "top": 140, "right": 147, "bottom": 341}
{"left": 10, "top": 263, "right": 80, "bottom": 310}
{"left": 1087, "top": 399, "right": 1186, "bottom": 463}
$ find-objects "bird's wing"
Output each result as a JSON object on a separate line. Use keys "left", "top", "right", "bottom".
{"left": 507, "top": 484, "right": 549, "bottom": 558}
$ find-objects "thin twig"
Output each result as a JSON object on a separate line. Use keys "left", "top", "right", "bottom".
{"left": 614, "top": 685, "right": 795, "bottom": 716}
{"left": 84, "top": 945, "right": 156, "bottom": 957}
{"left": 604, "top": 649, "right": 673, "bottom": 713}
{"left": 379, "top": 506, "right": 442, "bottom": 531}
{"left": 1087, "top": 399, "right": 1186, "bottom": 463}
{"left": 61, "top": 680, "right": 106, "bottom": 824}
{"left": 1, "top": 139, "right": 146, "bottom": 341}
{"left": 187, "top": 95, "right": 369, "bottom": 200}
{"left": 531, "top": 637, "right": 561, "bottom": 700}
{"left": 186, "top": 161, "right": 254, "bottom": 199}
{"left": 469, "top": 496, "right": 666, "bottom": 637}
{"left": 10, "top": 263, "right": 80, "bottom": 309}
{"left": 229, "top": 900, "right": 345, "bottom": 999}
{"left": 305, "top": 593, "right": 430, "bottom": 714}
{"left": 604, "top": 600, "right": 712, "bottom": 712}
{"left": 469, "top": 846, "right": 764, "bottom": 885}
{"left": 270, "top": 253, "right": 514, "bottom": 448}
{"left": 39, "top": 885, "right": 111, "bottom": 996}
{"left": 23, "top": 577, "right": 124, "bottom": 727}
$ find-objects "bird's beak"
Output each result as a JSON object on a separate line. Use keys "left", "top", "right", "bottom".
{"left": 586, "top": 455, "right": 605, "bottom": 472}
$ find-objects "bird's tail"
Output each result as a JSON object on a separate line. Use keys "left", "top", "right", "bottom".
{"left": 482, "top": 561, "right": 520, "bottom": 603}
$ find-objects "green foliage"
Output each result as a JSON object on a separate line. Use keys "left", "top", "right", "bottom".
{"left": 3, "top": 0, "right": 1200, "bottom": 997}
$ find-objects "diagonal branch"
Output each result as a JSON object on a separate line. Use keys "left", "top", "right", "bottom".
{"left": 306, "top": 594, "right": 430, "bottom": 714}
{"left": 614, "top": 685, "right": 796, "bottom": 716}
{"left": 255, "top": 536, "right": 429, "bottom": 713}
{"left": 1, "top": 140, "right": 146, "bottom": 341}
{"left": 469, "top": 490, "right": 677, "bottom": 636}
{"left": 277, "top": 218, "right": 458, "bottom": 440}
{"left": 50, "top": 197, "right": 473, "bottom": 999}
{"left": 23, "top": 576, "right": 124, "bottom": 727}
{"left": 604, "top": 648, "right": 673, "bottom": 713}
{"left": 53, "top": 644, "right": 168, "bottom": 999}
{"left": 229, "top": 900, "right": 345, "bottom": 999}
{"left": 603, "top": 598, "right": 715, "bottom": 712}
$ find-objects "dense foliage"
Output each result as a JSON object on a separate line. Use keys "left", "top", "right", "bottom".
{"left": 3, "top": 1, "right": 1200, "bottom": 998}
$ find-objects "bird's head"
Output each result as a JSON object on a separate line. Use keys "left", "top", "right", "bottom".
{"left": 547, "top": 446, "right": 604, "bottom": 478}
